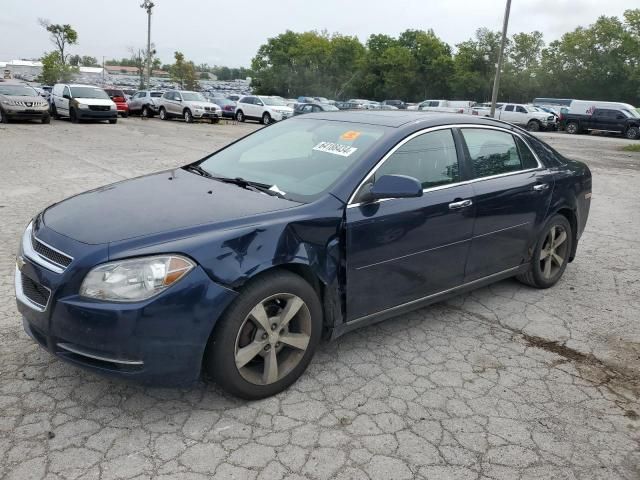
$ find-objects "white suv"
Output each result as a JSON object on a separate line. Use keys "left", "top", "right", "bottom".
{"left": 235, "top": 96, "right": 293, "bottom": 124}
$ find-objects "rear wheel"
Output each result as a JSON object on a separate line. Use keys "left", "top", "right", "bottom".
{"left": 566, "top": 122, "right": 579, "bottom": 134}
{"left": 70, "top": 108, "right": 78, "bottom": 123}
{"left": 0, "top": 108, "right": 7, "bottom": 123}
{"left": 50, "top": 104, "right": 59, "bottom": 119}
{"left": 205, "top": 271, "right": 322, "bottom": 399}
{"left": 517, "top": 214, "right": 573, "bottom": 289}
{"left": 159, "top": 107, "right": 168, "bottom": 120}
{"left": 625, "top": 126, "right": 639, "bottom": 140}
{"left": 184, "top": 109, "right": 194, "bottom": 123}
{"left": 526, "top": 120, "right": 540, "bottom": 132}
{"left": 141, "top": 105, "right": 151, "bottom": 117}
{"left": 236, "top": 110, "right": 245, "bottom": 122}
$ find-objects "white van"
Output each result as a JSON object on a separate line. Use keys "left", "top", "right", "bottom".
{"left": 416, "top": 100, "right": 475, "bottom": 114}
{"left": 51, "top": 84, "right": 118, "bottom": 123}
{"left": 568, "top": 100, "right": 637, "bottom": 116}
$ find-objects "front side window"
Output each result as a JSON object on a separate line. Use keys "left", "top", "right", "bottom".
{"left": 375, "top": 129, "right": 459, "bottom": 189}
{"left": 462, "top": 129, "right": 536, "bottom": 178}
{"left": 516, "top": 106, "right": 527, "bottom": 113}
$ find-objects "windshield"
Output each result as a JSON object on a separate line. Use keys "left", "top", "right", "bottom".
{"left": 0, "top": 84, "right": 38, "bottom": 96}
{"left": 197, "top": 118, "right": 387, "bottom": 202}
{"left": 105, "top": 89, "right": 125, "bottom": 98}
{"left": 262, "top": 97, "right": 287, "bottom": 106}
{"left": 182, "top": 92, "right": 205, "bottom": 101}
{"left": 70, "top": 87, "right": 110, "bottom": 99}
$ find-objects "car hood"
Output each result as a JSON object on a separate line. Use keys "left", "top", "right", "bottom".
{"left": 187, "top": 101, "right": 220, "bottom": 109}
{"left": 1, "top": 94, "right": 47, "bottom": 103}
{"left": 74, "top": 98, "right": 115, "bottom": 107}
{"left": 43, "top": 168, "right": 300, "bottom": 244}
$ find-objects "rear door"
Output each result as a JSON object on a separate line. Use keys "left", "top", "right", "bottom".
{"left": 459, "top": 127, "right": 554, "bottom": 281}
{"left": 345, "top": 128, "right": 475, "bottom": 320}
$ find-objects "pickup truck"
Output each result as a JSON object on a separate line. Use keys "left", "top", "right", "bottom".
{"left": 564, "top": 108, "right": 640, "bottom": 140}
{"left": 491, "top": 103, "right": 556, "bottom": 131}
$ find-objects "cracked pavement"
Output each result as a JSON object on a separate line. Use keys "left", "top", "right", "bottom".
{"left": 1, "top": 119, "right": 639, "bottom": 479}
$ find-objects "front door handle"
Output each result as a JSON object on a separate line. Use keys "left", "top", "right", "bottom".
{"left": 449, "top": 199, "right": 473, "bottom": 210}
{"left": 533, "top": 183, "right": 549, "bottom": 191}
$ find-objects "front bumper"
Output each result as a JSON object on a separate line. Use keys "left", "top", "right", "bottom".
{"left": 192, "top": 110, "right": 221, "bottom": 119}
{"left": 16, "top": 231, "right": 237, "bottom": 386}
{"left": 5, "top": 108, "right": 48, "bottom": 119}
{"left": 76, "top": 109, "right": 118, "bottom": 120}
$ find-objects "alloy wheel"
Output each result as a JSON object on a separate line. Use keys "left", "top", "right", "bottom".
{"left": 539, "top": 225, "right": 569, "bottom": 279}
{"left": 234, "top": 293, "right": 311, "bottom": 386}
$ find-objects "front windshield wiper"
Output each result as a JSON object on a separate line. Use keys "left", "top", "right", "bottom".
{"left": 213, "top": 176, "right": 286, "bottom": 198}
{"left": 183, "top": 164, "right": 214, "bottom": 178}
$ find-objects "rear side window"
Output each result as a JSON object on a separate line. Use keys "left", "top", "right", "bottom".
{"left": 526, "top": 135, "right": 565, "bottom": 167}
{"left": 514, "top": 137, "right": 539, "bottom": 169}
{"left": 504, "top": 105, "right": 514, "bottom": 112}
{"left": 462, "top": 129, "right": 534, "bottom": 178}
{"left": 375, "top": 129, "right": 460, "bottom": 189}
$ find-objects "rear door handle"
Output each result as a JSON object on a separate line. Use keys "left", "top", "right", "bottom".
{"left": 533, "top": 183, "right": 549, "bottom": 191}
{"left": 449, "top": 199, "right": 473, "bottom": 210}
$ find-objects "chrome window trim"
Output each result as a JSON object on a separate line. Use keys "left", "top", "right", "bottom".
{"left": 22, "top": 222, "right": 73, "bottom": 274}
{"left": 15, "top": 267, "right": 50, "bottom": 312}
{"left": 347, "top": 123, "right": 544, "bottom": 208}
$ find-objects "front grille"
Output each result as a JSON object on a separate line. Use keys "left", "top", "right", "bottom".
{"left": 89, "top": 105, "right": 110, "bottom": 111}
{"left": 32, "top": 236, "right": 73, "bottom": 268}
{"left": 22, "top": 274, "right": 50, "bottom": 309}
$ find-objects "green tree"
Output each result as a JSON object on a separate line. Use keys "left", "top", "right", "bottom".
{"left": 170, "top": 51, "right": 199, "bottom": 90}
{"left": 38, "top": 20, "right": 78, "bottom": 66}
{"left": 38, "top": 51, "right": 74, "bottom": 84}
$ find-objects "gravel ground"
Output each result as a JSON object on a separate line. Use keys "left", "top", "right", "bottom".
{"left": 0, "top": 117, "right": 639, "bottom": 480}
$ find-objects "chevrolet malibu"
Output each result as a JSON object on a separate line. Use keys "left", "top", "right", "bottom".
{"left": 16, "top": 112, "right": 591, "bottom": 399}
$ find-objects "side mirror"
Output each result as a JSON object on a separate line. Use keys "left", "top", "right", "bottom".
{"left": 360, "top": 174, "right": 423, "bottom": 203}
{"left": 63, "top": 93, "right": 71, "bottom": 99}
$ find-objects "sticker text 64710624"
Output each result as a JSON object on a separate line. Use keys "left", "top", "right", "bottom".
{"left": 313, "top": 141, "right": 358, "bottom": 157}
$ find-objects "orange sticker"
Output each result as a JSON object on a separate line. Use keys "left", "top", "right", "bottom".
{"left": 341, "top": 130, "right": 361, "bottom": 141}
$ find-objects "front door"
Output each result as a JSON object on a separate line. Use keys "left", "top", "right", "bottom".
{"left": 345, "top": 128, "right": 475, "bottom": 320}
{"left": 459, "top": 127, "right": 554, "bottom": 281}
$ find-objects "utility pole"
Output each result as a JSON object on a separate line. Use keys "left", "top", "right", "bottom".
{"left": 102, "top": 56, "right": 105, "bottom": 85}
{"left": 489, "top": 0, "right": 511, "bottom": 118}
{"left": 140, "top": 0, "right": 155, "bottom": 89}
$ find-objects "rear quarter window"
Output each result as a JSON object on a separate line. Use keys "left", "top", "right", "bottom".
{"left": 525, "top": 136, "right": 565, "bottom": 167}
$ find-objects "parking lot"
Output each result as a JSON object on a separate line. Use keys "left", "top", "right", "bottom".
{"left": 1, "top": 117, "right": 639, "bottom": 479}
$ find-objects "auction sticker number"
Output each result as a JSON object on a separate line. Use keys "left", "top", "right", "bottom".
{"left": 313, "top": 142, "right": 358, "bottom": 157}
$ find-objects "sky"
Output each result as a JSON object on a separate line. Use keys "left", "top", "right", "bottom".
{"left": 0, "top": 0, "right": 632, "bottom": 67}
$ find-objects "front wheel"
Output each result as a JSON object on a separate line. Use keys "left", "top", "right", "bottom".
{"left": 41, "top": 114, "right": 51, "bottom": 124}
{"left": 262, "top": 112, "right": 272, "bottom": 125}
{"left": 0, "top": 108, "right": 8, "bottom": 123}
{"left": 205, "top": 271, "right": 322, "bottom": 399}
{"left": 108, "top": 118, "right": 117, "bottom": 124}
{"left": 526, "top": 120, "right": 540, "bottom": 132}
{"left": 159, "top": 107, "right": 168, "bottom": 120}
{"left": 625, "top": 126, "right": 639, "bottom": 140}
{"left": 236, "top": 110, "right": 245, "bottom": 122}
{"left": 184, "top": 109, "right": 194, "bottom": 123}
{"left": 141, "top": 105, "right": 151, "bottom": 117}
{"left": 517, "top": 214, "right": 573, "bottom": 289}
{"left": 566, "top": 122, "right": 579, "bottom": 135}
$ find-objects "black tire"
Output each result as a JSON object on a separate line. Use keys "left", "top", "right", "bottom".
{"left": 262, "top": 112, "right": 272, "bottom": 125}
{"left": 517, "top": 214, "right": 573, "bottom": 289}
{"left": 41, "top": 114, "right": 50, "bottom": 124}
{"left": 70, "top": 108, "right": 78, "bottom": 123}
{"left": 0, "top": 108, "right": 8, "bottom": 124}
{"left": 141, "top": 105, "right": 151, "bottom": 118}
{"left": 526, "top": 120, "right": 541, "bottom": 132}
{"left": 212, "top": 117, "right": 220, "bottom": 124}
{"left": 625, "top": 126, "right": 639, "bottom": 140}
{"left": 108, "top": 118, "right": 117, "bottom": 124}
{"left": 50, "top": 104, "right": 60, "bottom": 120}
{"left": 566, "top": 122, "right": 579, "bottom": 135}
{"left": 184, "top": 109, "right": 194, "bottom": 123}
{"left": 122, "top": 112, "right": 129, "bottom": 118}
{"left": 236, "top": 110, "right": 245, "bottom": 122}
{"left": 159, "top": 107, "right": 168, "bottom": 120}
{"left": 205, "top": 270, "right": 323, "bottom": 400}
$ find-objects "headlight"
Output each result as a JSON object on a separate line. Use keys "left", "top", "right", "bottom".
{"left": 78, "top": 103, "right": 90, "bottom": 110}
{"left": 110, "top": 104, "right": 117, "bottom": 110}
{"left": 1, "top": 100, "right": 16, "bottom": 105}
{"left": 80, "top": 255, "right": 194, "bottom": 302}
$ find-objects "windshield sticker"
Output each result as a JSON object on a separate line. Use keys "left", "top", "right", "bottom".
{"left": 313, "top": 142, "right": 358, "bottom": 157}
{"left": 340, "top": 130, "right": 361, "bottom": 141}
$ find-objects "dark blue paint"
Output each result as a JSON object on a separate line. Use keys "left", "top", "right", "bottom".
{"left": 17, "top": 112, "right": 591, "bottom": 385}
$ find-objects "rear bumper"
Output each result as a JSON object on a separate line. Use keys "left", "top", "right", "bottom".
{"left": 17, "top": 259, "right": 238, "bottom": 386}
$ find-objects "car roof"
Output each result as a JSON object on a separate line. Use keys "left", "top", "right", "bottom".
{"left": 298, "top": 110, "right": 515, "bottom": 128}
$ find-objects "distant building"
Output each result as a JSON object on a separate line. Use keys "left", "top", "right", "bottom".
{"left": 1, "top": 59, "right": 43, "bottom": 76}
{"left": 105, "top": 65, "right": 169, "bottom": 78}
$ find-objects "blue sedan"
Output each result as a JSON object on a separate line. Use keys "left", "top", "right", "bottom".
{"left": 15, "top": 111, "right": 592, "bottom": 399}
